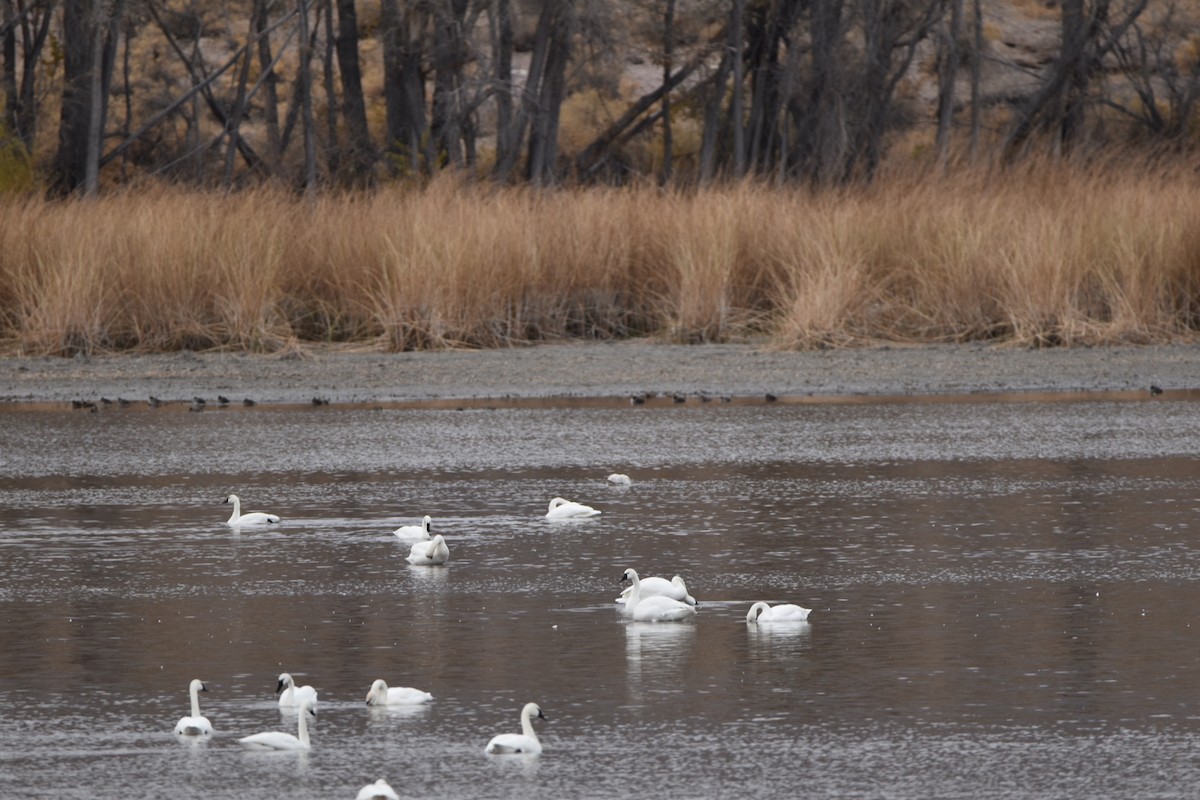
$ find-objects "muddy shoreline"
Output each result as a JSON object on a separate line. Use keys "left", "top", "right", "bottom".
{"left": 2, "top": 340, "right": 1198, "bottom": 408}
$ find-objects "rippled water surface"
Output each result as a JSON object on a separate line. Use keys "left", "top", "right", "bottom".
{"left": 1, "top": 398, "right": 1199, "bottom": 799}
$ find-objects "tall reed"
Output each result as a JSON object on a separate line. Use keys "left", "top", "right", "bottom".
{"left": 0, "top": 161, "right": 1197, "bottom": 356}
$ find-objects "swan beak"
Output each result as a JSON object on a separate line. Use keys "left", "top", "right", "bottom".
{"left": 275, "top": 681, "right": 286, "bottom": 694}
{"left": 200, "top": 682, "right": 209, "bottom": 693}
{"left": 538, "top": 709, "right": 547, "bottom": 721}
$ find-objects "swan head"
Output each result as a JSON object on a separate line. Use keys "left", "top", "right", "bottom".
{"left": 620, "top": 568, "right": 640, "bottom": 585}
{"left": 189, "top": 678, "right": 208, "bottom": 694}
{"left": 672, "top": 575, "right": 698, "bottom": 605}
{"left": 276, "top": 673, "right": 293, "bottom": 694}
{"left": 297, "top": 698, "right": 317, "bottom": 718}
{"left": 746, "top": 602, "right": 771, "bottom": 622}
{"left": 222, "top": 494, "right": 239, "bottom": 505}
{"left": 547, "top": 497, "right": 567, "bottom": 512}
{"left": 523, "top": 702, "right": 547, "bottom": 722}
{"left": 422, "top": 515, "right": 432, "bottom": 531}
{"left": 366, "top": 679, "right": 389, "bottom": 705}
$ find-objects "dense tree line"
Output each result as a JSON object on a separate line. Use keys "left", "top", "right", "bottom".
{"left": 0, "top": 0, "right": 1194, "bottom": 195}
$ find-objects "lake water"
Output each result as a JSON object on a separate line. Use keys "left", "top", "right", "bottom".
{"left": 0, "top": 397, "right": 1198, "bottom": 799}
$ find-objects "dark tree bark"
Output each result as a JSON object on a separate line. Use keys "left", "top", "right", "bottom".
{"left": 431, "top": 0, "right": 469, "bottom": 167}
{"left": 935, "top": 0, "right": 962, "bottom": 163}
{"left": 298, "top": 0, "right": 317, "bottom": 190}
{"left": 525, "top": 0, "right": 572, "bottom": 184}
{"left": 335, "top": 0, "right": 374, "bottom": 182}
{"left": 254, "top": 0, "right": 282, "bottom": 171}
{"left": 2, "top": 0, "right": 55, "bottom": 152}
{"left": 52, "top": 0, "right": 122, "bottom": 196}
{"left": 489, "top": 0, "right": 515, "bottom": 171}
{"left": 969, "top": 0, "right": 981, "bottom": 158}
{"left": 322, "top": 0, "right": 341, "bottom": 177}
{"left": 494, "top": 0, "right": 553, "bottom": 180}
{"left": 698, "top": 39, "right": 733, "bottom": 183}
{"left": 660, "top": 0, "right": 675, "bottom": 185}
{"left": 379, "top": 0, "right": 428, "bottom": 173}
{"left": 1003, "top": 0, "right": 1149, "bottom": 158}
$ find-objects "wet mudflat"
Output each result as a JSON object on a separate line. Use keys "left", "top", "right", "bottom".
{"left": 0, "top": 397, "right": 1198, "bottom": 799}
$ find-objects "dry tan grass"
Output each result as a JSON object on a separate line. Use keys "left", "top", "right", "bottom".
{"left": 1, "top": 161, "right": 1198, "bottom": 355}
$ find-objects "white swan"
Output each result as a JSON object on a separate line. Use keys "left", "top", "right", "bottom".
{"left": 223, "top": 494, "right": 280, "bottom": 526}
{"left": 276, "top": 672, "right": 318, "bottom": 709}
{"left": 393, "top": 515, "right": 432, "bottom": 539}
{"left": 545, "top": 497, "right": 600, "bottom": 519}
{"left": 238, "top": 698, "right": 315, "bottom": 750}
{"left": 365, "top": 678, "right": 433, "bottom": 706}
{"left": 173, "top": 678, "right": 213, "bottom": 736}
{"left": 606, "top": 473, "right": 632, "bottom": 485}
{"left": 615, "top": 574, "right": 696, "bottom": 606}
{"left": 485, "top": 702, "right": 546, "bottom": 755}
{"left": 356, "top": 779, "right": 400, "bottom": 800}
{"left": 406, "top": 534, "right": 449, "bottom": 565}
{"left": 620, "top": 569, "right": 697, "bottom": 622}
{"left": 746, "top": 601, "right": 812, "bottom": 622}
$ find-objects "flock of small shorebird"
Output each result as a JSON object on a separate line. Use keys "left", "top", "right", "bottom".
{"left": 191, "top": 474, "right": 812, "bottom": 800}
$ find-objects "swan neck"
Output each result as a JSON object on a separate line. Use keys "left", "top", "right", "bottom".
{"left": 226, "top": 496, "right": 240, "bottom": 524}
{"left": 189, "top": 684, "right": 201, "bottom": 718}
{"left": 626, "top": 571, "right": 641, "bottom": 606}
{"left": 297, "top": 709, "right": 310, "bottom": 745}
{"left": 520, "top": 707, "right": 539, "bottom": 741}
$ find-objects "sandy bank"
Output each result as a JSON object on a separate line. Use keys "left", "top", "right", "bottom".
{"left": 2, "top": 341, "right": 1198, "bottom": 408}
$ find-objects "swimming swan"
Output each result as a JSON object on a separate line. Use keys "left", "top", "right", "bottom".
{"left": 356, "top": 779, "right": 400, "bottom": 800}
{"left": 276, "top": 672, "right": 318, "bottom": 709}
{"left": 394, "top": 515, "right": 432, "bottom": 539}
{"left": 173, "top": 678, "right": 213, "bottom": 736}
{"left": 620, "top": 569, "right": 697, "bottom": 622}
{"left": 365, "top": 678, "right": 433, "bottom": 706}
{"left": 223, "top": 494, "right": 280, "bottom": 526}
{"left": 406, "top": 534, "right": 449, "bottom": 565}
{"left": 746, "top": 601, "right": 812, "bottom": 622}
{"left": 485, "top": 702, "right": 546, "bottom": 755}
{"left": 238, "top": 698, "right": 315, "bottom": 750}
{"left": 545, "top": 497, "right": 601, "bottom": 519}
{"left": 615, "top": 574, "right": 696, "bottom": 606}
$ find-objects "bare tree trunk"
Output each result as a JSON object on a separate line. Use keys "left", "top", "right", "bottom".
{"left": 254, "top": 0, "right": 282, "bottom": 171}
{"left": 526, "top": 0, "right": 572, "bottom": 184}
{"left": 935, "top": 0, "right": 961, "bottom": 165}
{"left": 490, "top": 0, "right": 514, "bottom": 171}
{"left": 335, "top": 0, "right": 374, "bottom": 182}
{"left": 1, "top": 0, "right": 15, "bottom": 137}
{"left": 660, "top": 0, "right": 675, "bottom": 185}
{"left": 322, "top": 0, "right": 341, "bottom": 177}
{"left": 1003, "top": 0, "right": 1147, "bottom": 159}
{"left": 380, "top": 0, "right": 427, "bottom": 172}
{"left": 969, "top": 0, "right": 981, "bottom": 159}
{"left": 53, "top": 0, "right": 120, "bottom": 195}
{"left": 83, "top": 2, "right": 108, "bottom": 196}
{"left": 223, "top": 21, "right": 258, "bottom": 187}
{"left": 730, "top": 0, "right": 745, "bottom": 177}
{"left": 574, "top": 48, "right": 707, "bottom": 179}
{"left": 495, "top": 0, "right": 552, "bottom": 180}
{"left": 2, "top": 0, "right": 55, "bottom": 152}
{"left": 698, "top": 44, "right": 732, "bottom": 183}
{"left": 298, "top": 0, "right": 317, "bottom": 191}
{"left": 431, "top": 0, "right": 469, "bottom": 167}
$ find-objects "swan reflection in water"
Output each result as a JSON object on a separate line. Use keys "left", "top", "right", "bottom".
{"left": 746, "top": 618, "right": 812, "bottom": 659}
{"left": 624, "top": 620, "right": 697, "bottom": 694}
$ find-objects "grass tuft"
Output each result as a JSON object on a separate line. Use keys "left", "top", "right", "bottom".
{"left": 1, "top": 161, "right": 1198, "bottom": 355}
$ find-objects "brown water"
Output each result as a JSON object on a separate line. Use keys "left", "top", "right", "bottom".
{"left": 1, "top": 400, "right": 1198, "bottom": 799}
